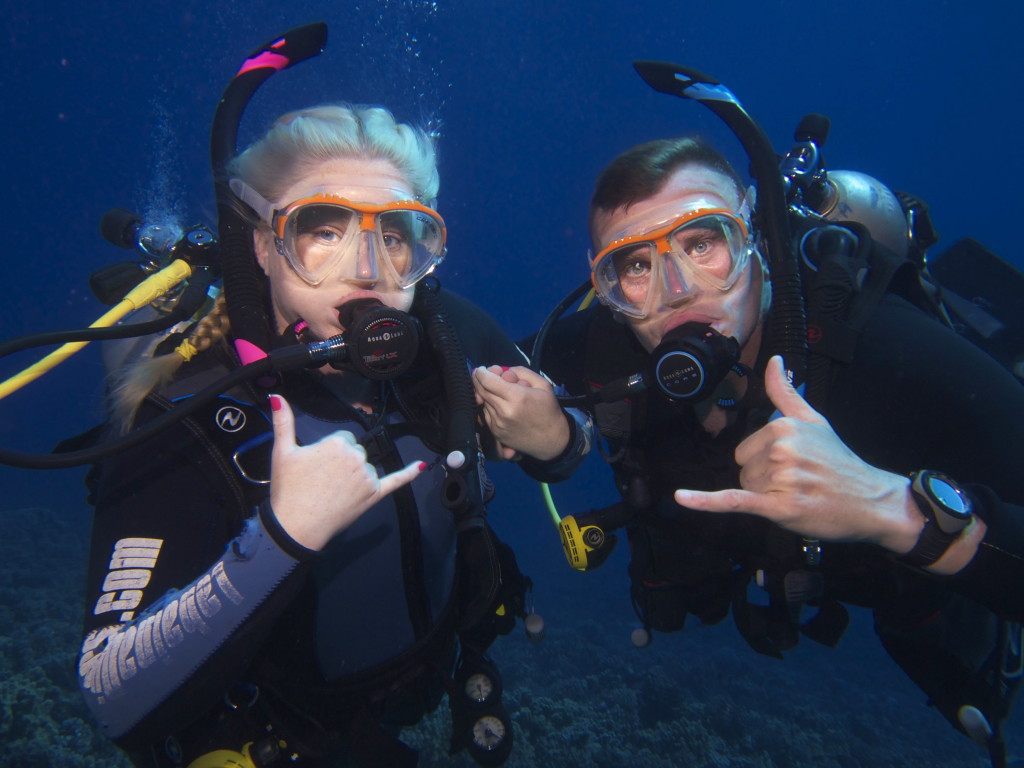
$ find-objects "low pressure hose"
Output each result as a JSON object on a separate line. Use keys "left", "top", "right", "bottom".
{"left": 414, "top": 278, "right": 485, "bottom": 528}
{"left": 0, "top": 336, "right": 346, "bottom": 470}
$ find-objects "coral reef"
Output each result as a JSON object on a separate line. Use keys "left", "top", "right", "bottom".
{"left": 0, "top": 506, "right": 130, "bottom": 768}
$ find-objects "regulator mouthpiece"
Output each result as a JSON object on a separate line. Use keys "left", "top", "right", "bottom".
{"left": 650, "top": 323, "right": 740, "bottom": 402}
{"left": 330, "top": 299, "right": 422, "bottom": 380}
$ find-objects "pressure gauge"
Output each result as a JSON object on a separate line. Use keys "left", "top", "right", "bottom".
{"left": 472, "top": 715, "right": 506, "bottom": 752}
{"left": 464, "top": 673, "right": 494, "bottom": 703}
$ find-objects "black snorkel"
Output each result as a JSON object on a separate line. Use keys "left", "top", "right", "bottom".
{"left": 211, "top": 22, "right": 328, "bottom": 372}
{"left": 631, "top": 61, "right": 808, "bottom": 389}
{"left": 0, "top": 16, "right": 494, "bottom": 530}
{"left": 533, "top": 63, "right": 807, "bottom": 406}
{"left": 0, "top": 23, "right": 338, "bottom": 470}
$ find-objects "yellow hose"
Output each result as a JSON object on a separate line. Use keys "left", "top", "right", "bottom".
{"left": 0, "top": 259, "right": 192, "bottom": 400}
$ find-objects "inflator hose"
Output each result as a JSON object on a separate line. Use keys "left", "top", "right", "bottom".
{"left": 0, "top": 267, "right": 217, "bottom": 360}
{"left": 413, "top": 279, "right": 485, "bottom": 526}
{"left": 0, "top": 336, "right": 349, "bottom": 470}
{"left": 530, "top": 277, "right": 592, "bottom": 370}
{"left": 0, "top": 359, "right": 271, "bottom": 469}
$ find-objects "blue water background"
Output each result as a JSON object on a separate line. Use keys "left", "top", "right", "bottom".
{"left": 1, "top": 1, "right": 1020, "bottom": 765}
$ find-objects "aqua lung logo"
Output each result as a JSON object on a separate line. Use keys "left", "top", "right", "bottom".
{"left": 657, "top": 353, "right": 703, "bottom": 398}
{"left": 367, "top": 329, "right": 405, "bottom": 343}
{"left": 215, "top": 406, "right": 246, "bottom": 433}
{"left": 660, "top": 363, "right": 700, "bottom": 383}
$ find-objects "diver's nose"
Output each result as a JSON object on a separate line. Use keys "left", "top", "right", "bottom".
{"left": 660, "top": 253, "right": 699, "bottom": 306}
{"left": 351, "top": 231, "right": 379, "bottom": 283}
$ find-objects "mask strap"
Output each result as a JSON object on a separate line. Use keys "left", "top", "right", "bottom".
{"left": 229, "top": 179, "right": 276, "bottom": 225}
{"left": 737, "top": 185, "right": 756, "bottom": 231}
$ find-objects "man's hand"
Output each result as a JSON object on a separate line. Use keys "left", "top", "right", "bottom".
{"left": 673, "top": 356, "right": 918, "bottom": 549}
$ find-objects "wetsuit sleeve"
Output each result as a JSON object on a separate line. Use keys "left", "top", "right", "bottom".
{"left": 953, "top": 485, "right": 1024, "bottom": 620}
{"left": 829, "top": 295, "right": 1024, "bottom": 620}
{"left": 79, "top": 507, "right": 311, "bottom": 742}
{"left": 78, "top": 409, "right": 314, "bottom": 748}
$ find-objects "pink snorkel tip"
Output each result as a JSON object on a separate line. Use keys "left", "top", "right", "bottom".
{"left": 236, "top": 51, "right": 290, "bottom": 77}
{"left": 235, "top": 339, "right": 277, "bottom": 388}
{"left": 235, "top": 339, "right": 268, "bottom": 366}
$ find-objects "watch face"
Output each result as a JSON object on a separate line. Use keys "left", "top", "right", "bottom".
{"left": 925, "top": 475, "right": 971, "bottom": 518}
{"left": 472, "top": 715, "right": 506, "bottom": 750}
{"left": 465, "top": 673, "right": 494, "bottom": 703}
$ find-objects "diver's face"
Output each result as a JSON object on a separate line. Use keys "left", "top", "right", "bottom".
{"left": 254, "top": 158, "right": 417, "bottom": 341}
{"left": 591, "top": 164, "right": 766, "bottom": 355}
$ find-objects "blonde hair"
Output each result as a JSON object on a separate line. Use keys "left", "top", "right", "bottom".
{"left": 107, "top": 294, "right": 230, "bottom": 433}
{"left": 107, "top": 105, "right": 438, "bottom": 432}
{"left": 228, "top": 104, "right": 440, "bottom": 207}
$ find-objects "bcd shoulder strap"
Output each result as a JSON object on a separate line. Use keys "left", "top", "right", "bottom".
{"left": 803, "top": 220, "right": 926, "bottom": 413}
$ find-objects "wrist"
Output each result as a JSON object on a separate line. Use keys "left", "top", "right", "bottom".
{"left": 258, "top": 500, "right": 320, "bottom": 560}
{"left": 881, "top": 476, "right": 923, "bottom": 554}
{"left": 529, "top": 409, "right": 574, "bottom": 462}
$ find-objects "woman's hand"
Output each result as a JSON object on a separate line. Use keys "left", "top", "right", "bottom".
{"left": 472, "top": 365, "right": 569, "bottom": 461}
{"left": 268, "top": 394, "right": 424, "bottom": 550}
{"left": 673, "top": 356, "right": 924, "bottom": 552}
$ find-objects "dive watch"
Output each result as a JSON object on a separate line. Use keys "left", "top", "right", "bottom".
{"left": 899, "top": 470, "right": 974, "bottom": 567}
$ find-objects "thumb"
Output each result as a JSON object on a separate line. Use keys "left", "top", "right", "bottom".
{"left": 378, "top": 460, "right": 427, "bottom": 498}
{"left": 764, "top": 355, "right": 826, "bottom": 425}
{"left": 269, "top": 394, "right": 297, "bottom": 453}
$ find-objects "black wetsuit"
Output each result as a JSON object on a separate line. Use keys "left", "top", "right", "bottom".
{"left": 78, "top": 287, "right": 588, "bottom": 766}
{"left": 538, "top": 293, "right": 1024, "bottom": 724}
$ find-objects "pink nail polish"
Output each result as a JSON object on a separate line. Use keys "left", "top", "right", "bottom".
{"left": 418, "top": 462, "right": 428, "bottom": 472}
{"left": 269, "top": 395, "right": 282, "bottom": 412}
{"left": 501, "top": 366, "right": 510, "bottom": 372}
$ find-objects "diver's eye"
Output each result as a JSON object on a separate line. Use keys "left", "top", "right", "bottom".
{"left": 313, "top": 228, "right": 341, "bottom": 244}
{"left": 672, "top": 225, "right": 734, "bottom": 278}
{"left": 621, "top": 258, "right": 651, "bottom": 278}
{"left": 611, "top": 244, "right": 654, "bottom": 278}
{"left": 691, "top": 238, "right": 712, "bottom": 256}
{"left": 381, "top": 232, "right": 406, "bottom": 250}
{"left": 607, "top": 245, "right": 654, "bottom": 306}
